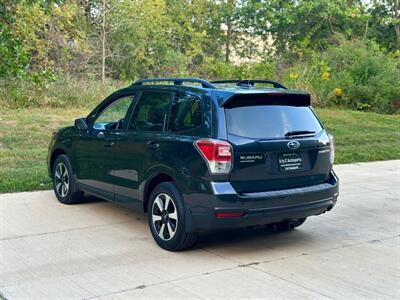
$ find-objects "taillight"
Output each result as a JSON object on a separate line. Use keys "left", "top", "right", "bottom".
{"left": 328, "top": 134, "right": 335, "bottom": 165}
{"left": 194, "top": 139, "right": 233, "bottom": 174}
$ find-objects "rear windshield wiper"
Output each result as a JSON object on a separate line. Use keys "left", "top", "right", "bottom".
{"left": 284, "top": 130, "right": 316, "bottom": 138}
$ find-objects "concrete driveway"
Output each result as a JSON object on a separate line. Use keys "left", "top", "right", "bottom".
{"left": 1, "top": 160, "right": 399, "bottom": 299}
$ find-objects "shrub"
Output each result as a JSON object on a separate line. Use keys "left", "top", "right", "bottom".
{"left": 205, "top": 61, "right": 276, "bottom": 81}
{"left": 1, "top": 40, "right": 398, "bottom": 114}
{"left": 281, "top": 39, "right": 400, "bottom": 114}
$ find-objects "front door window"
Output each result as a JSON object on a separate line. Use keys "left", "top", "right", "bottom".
{"left": 93, "top": 95, "right": 136, "bottom": 130}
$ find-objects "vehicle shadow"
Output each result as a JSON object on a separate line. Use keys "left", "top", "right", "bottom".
{"left": 194, "top": 226, "right": 309, "bottom": 250}
{"left": 80, "top": 193, "right": 107, "bottom": 204}
{"left": 78, "top": 194, "right": 311, "bottom": 252}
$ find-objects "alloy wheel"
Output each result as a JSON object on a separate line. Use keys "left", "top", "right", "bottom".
{"left": 151, "top": 193, "right": 178, "bottom": 241}
{"left": 54, "top": 163, "right": 69, "bottom": 198}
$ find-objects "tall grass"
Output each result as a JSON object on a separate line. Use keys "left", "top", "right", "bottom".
{"left": 0, "top": 77, "right": 126, "bottom": 109}
{"left": 1, "top": 39, "right": 399, "bottom": 114}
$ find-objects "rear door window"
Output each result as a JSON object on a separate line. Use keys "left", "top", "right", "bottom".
{"left": 225, "top": 105, "right": 322, "bottom": 139}
{"left": 128, "top": 91, "right": 172, "bottom": 132}
{"left": 169, "top": 93, "right": 202, "bottom": 132}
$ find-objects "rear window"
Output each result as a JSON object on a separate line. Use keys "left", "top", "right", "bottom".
{"left": 225, "top": 105, "right": 323, "bottom": 139}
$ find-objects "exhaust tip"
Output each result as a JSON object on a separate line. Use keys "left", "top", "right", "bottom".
{"left": 327, "top": 205, "right": 333, "bottom": 212}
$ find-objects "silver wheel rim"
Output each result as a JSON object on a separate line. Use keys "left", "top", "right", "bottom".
{"left": 54, "top": 163, "right": 69, "bottom": 198}
{"left": 151, "top": 193, "right": 178, "bottom": 241}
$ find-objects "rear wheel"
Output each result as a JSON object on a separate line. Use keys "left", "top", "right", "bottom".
{"left": 148, "top": 182, "right": 198, "bottom": 251}
{"left": 52, "top": 154, "right": 84, "bottom": 204}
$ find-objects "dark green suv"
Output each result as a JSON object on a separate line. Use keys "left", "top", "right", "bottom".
{"left": 48, "top": 78, "right": 339, "bottom": 250}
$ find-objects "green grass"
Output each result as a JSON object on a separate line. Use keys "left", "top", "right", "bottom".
{"left": 0, "top": 107, "right": 399, "bottom": 193}
{"left": 316, "top": 109, "right": 400, "bottom": 163}
{"left": 0, "top": 108, "right": 90, "bottom": 193}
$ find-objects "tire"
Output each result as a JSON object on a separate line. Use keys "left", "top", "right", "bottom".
{"left": 52, "top": 154, "right": 84, "bottom": 204}
{"left": 147, "top": 182, "right": 198, "bottom": 251}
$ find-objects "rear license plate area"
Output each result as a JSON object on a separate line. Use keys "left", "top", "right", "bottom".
{"left": 278, "top": 153, "right": 303, "bottom": 171}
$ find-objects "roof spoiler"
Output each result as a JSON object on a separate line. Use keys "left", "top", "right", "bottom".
{"left": 222, "top": 93, "right": 311, "bottom": 108}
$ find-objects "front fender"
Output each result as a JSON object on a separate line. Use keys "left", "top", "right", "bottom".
{"left": 47, "top": 127, "right": 75, "bottom": 177}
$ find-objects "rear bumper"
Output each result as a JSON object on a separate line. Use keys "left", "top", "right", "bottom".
{"left": 185, "top": 171, "right": 339, "bottom": 232}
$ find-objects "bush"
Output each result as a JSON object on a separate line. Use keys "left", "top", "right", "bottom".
{"left": 1, "top": 40, "right": 398, "bottom": 114}
{"left": 205, "top": 61, "right": 276, "bottom": 81}
{"left": 279, "top": 39, "right": 400, "bottom": 114}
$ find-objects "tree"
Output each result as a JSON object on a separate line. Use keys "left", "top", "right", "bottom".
{"left": 165, "top": 0, "right": 221, "bottom": 72}
{"left": 242, "top": 0, "right": 373, "bottom": 52}
{"left": 0, "top": 0, "right": 28, "bottom": 77}
{"left": 11, "top": 1, "right": 87, "bottom": 78}
{"left": 0, "top": 0, "right": 398, "bottom": 82}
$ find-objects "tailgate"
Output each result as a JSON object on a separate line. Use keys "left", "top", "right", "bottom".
{"left": 223, "top": 94, "right": 332, "bottom": 193}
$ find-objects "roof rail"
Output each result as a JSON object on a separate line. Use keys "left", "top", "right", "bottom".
{"left": 211, "top": 79, "right": 287, "bottom": 89}
{"left": 133, "top": 78, "right": 215, "bottom": 89}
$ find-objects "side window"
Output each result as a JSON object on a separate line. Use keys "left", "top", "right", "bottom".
{"left": 93, "top": 95, "right": 135, "bottom": 130}
{"left": 128, "top": 91, "right": 171, "bottom": 132}
{"left": 169, "top": 93, "right": 202, "bottom": 132}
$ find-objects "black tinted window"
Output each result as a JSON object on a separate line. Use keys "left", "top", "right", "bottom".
{"left": 225, "top": 105, "right": 322, "bottom": 139}
{"left": 169, "top": 93, "right": 202, "bottom": 132}
{"left": 128, "top": 91, "right": 171, "bottom": 132}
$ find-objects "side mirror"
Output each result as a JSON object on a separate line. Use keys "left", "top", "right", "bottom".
{"left": 75, "top": 118, "right": 88, "bottom": 131}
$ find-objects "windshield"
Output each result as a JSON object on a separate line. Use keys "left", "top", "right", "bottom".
{"left": 225, "top": 105, "right": 323, "bottom": 139}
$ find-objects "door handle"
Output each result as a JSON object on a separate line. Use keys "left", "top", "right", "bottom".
{"left": 146, "top": 141, "right": 159, "bottom": 150}
{"left": 97, "top": 131, "right": 106, "bottom": 139}
{"left": 104, "top": 139, "right": 115, "bottom": 147}
{"left": 97, "top": 131, "right": 114, "bottom": 147}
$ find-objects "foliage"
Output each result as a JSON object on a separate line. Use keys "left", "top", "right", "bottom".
{"left": 97, "top": 0, "right": 183, "bottom": 79}
{"left": 0, "top": 77, "right": 124, "bottom": 109}
{"left": 0, "top": 0, "right": 399, "bottom": 113}
{"left": 1, "top": 38, "right": 399, "bottom": 114}
{"left": 205, "top": 61, "right": 276, "bottom": 81}
{"left": 0, "top": 24, "right": 29, "bottom": 78}
{"left": 243, "top": 0, "right": 399, "bottom": 53}
{"left": 315, "top": 39, "right": 400, "bottom": 113}
{"left": 12, "top": 1, "right": 88, "bottom": 79}
{"left": 0, "top": 0, "right": 29, "bottom": 77}
{"left": 278, "top": 39, "right": 400, "bottom": 113}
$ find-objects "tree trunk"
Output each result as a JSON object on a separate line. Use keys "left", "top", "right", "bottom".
{"left": 101, "top": 0, "right": 106, "bottom": 83}
{"left": 225, "top": 0, "right": 233, "bottom": 63}
{"left": 225, "top": 17, "right": 231, "bottom": 63}
{"left": 326, "top": 15, "right": 335, "bottom": 36}
{"left": 392, "top": 0, "right": 400, "bottom": 50}
{"left": 363, "top": 19, "right": 369, "bottom": 40}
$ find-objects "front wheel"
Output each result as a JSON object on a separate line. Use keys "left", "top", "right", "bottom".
{"left": 52, "top": 154, "right": 84, "bottom": 204}
{"left": 148, "top": 182, "right": 198, "bottom": 251}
